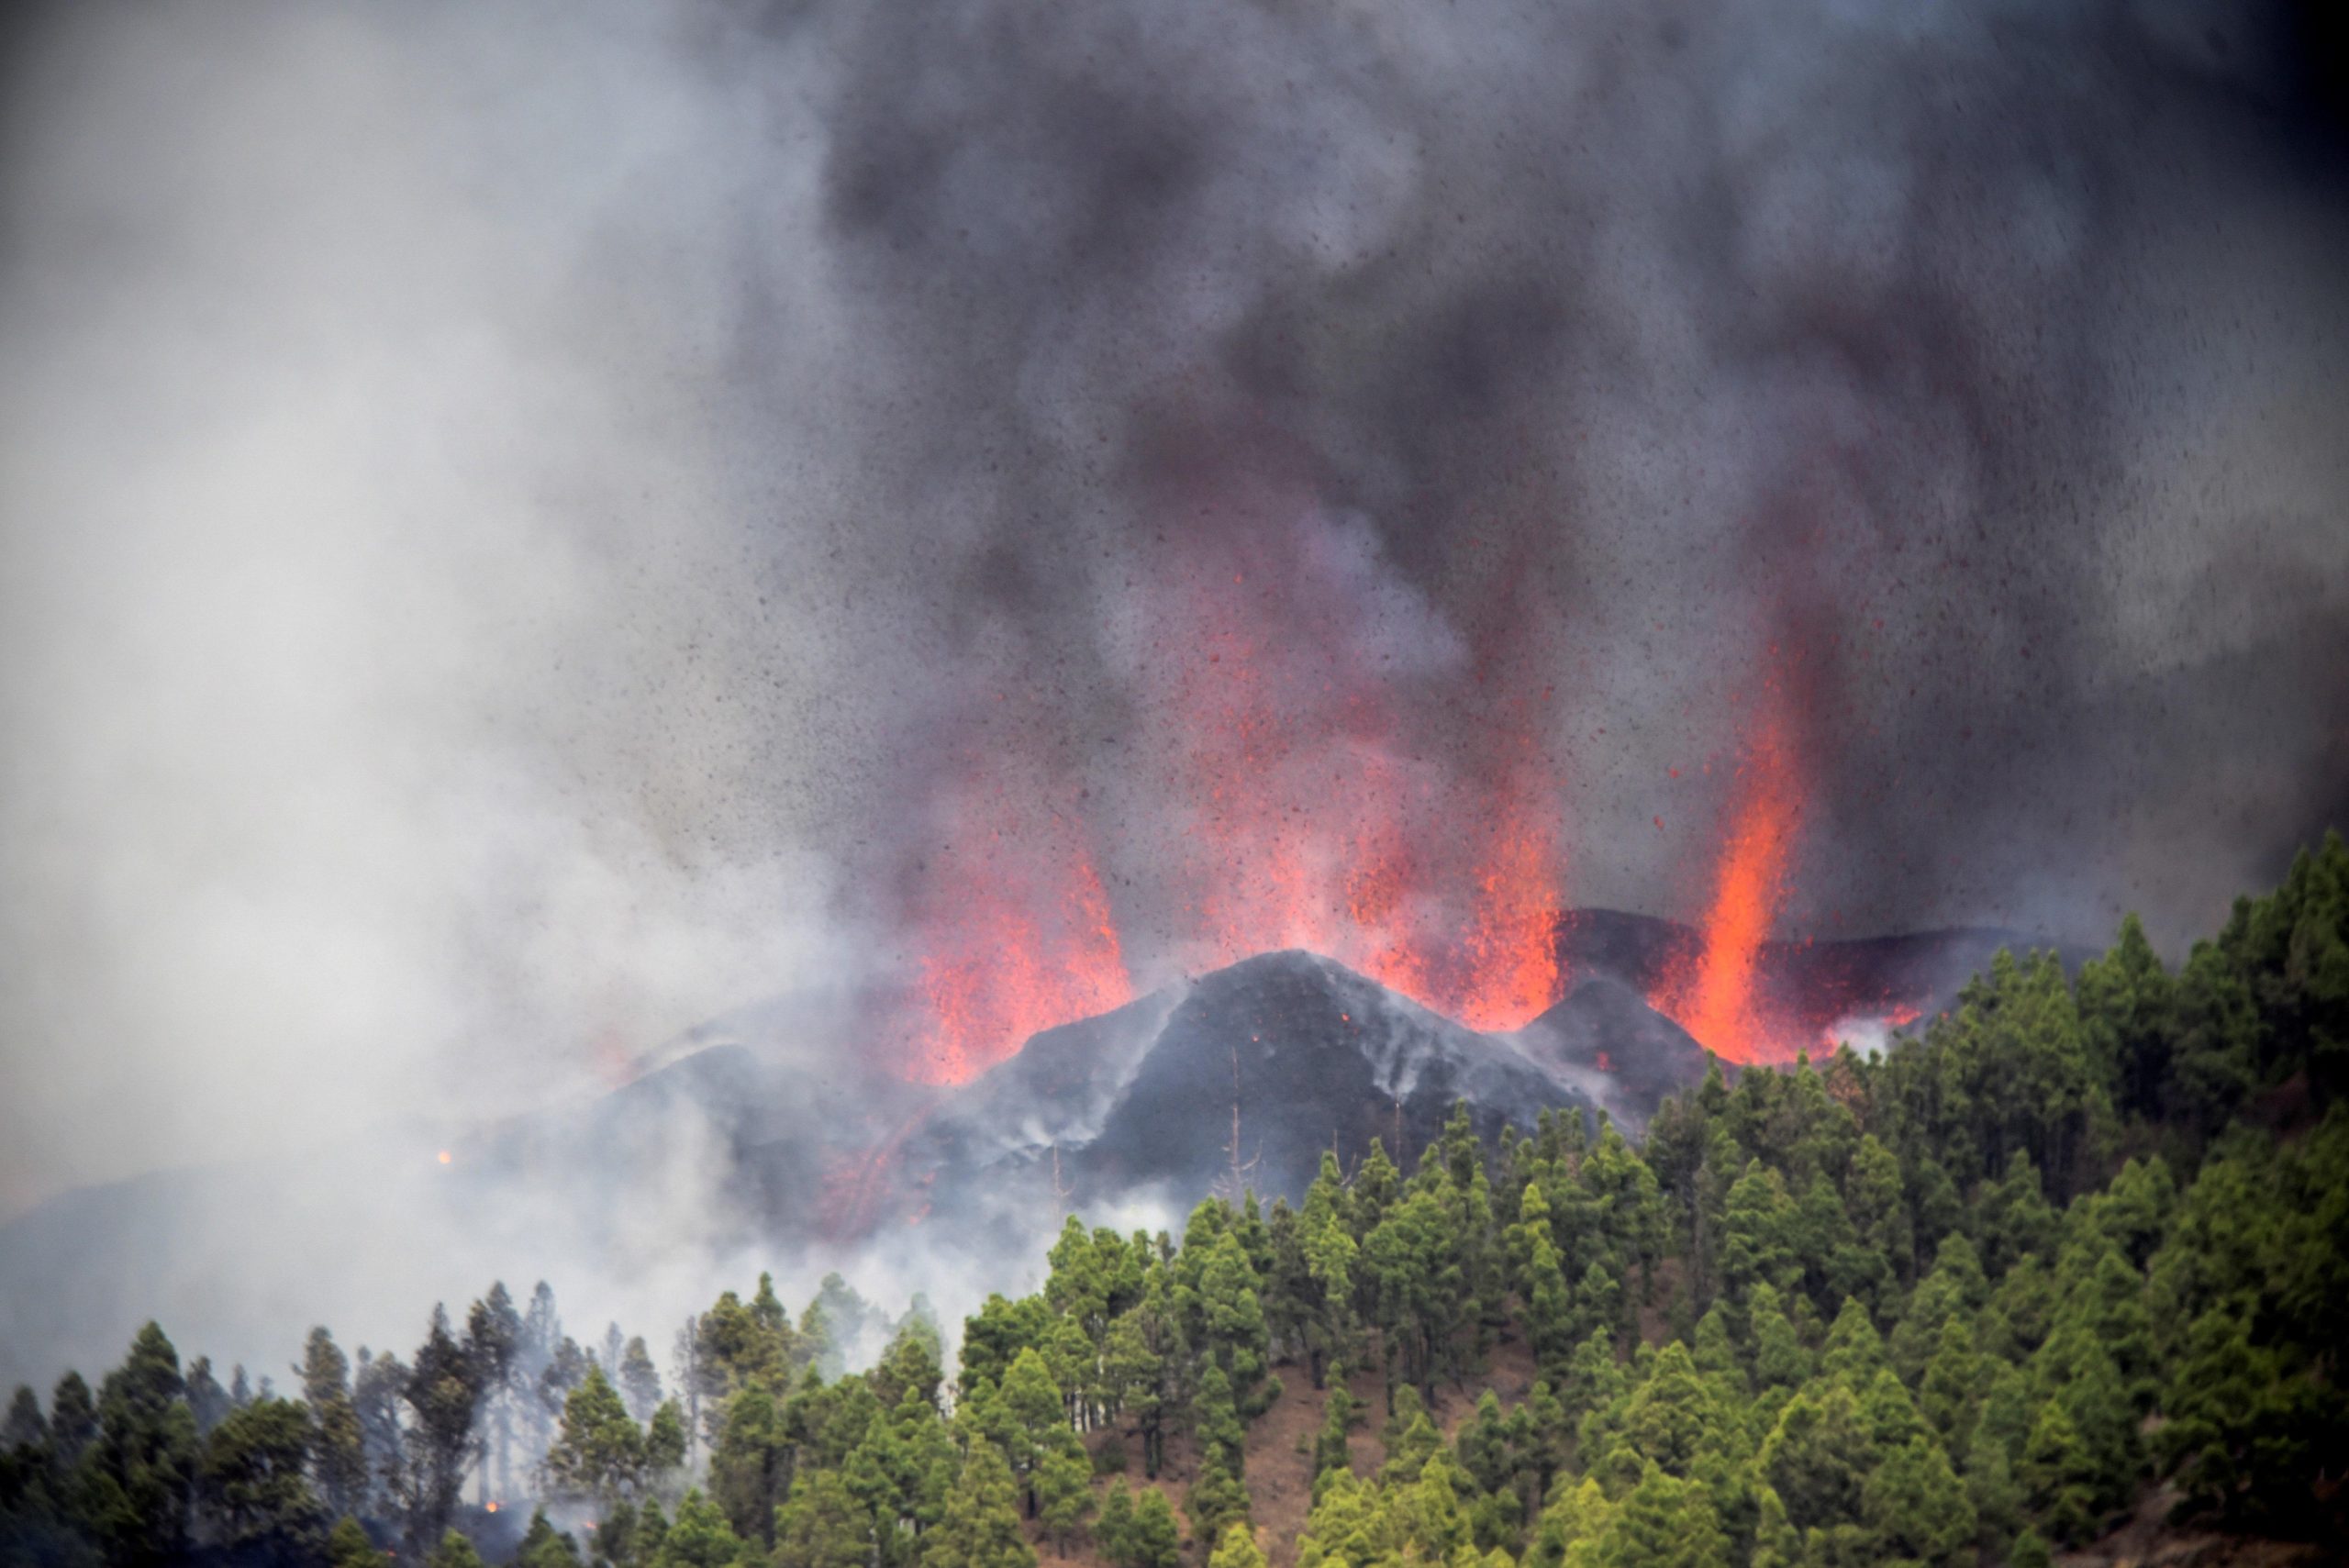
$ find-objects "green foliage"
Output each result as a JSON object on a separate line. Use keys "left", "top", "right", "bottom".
{"left": 517, "top": 1507, "right": 584, "bottom": 1568}
{"left": 197, "top": 1396, "right": 324, "bottom": 1558}
{"left": 774, "top": 1465, "right": 873, "bottom": 1568}
{"left": 546, "top": 1364, "right": 648, "bottom": 1502}
{"left": 923, "top": 1440, "right": 1033, "bottom": 1568}
{"left": 1036, "top": 1438, "right": 1095, "bottom": 1551}
{"left": 81, "top": 1321, "right": 198, "bottom": 1566}
{"left": 1124, "top": 1487, "right": 1184, "bottom": 1568}
{"left": 1208, "top": 1518, "right": 1268, "bottom": 1568}
{"left": 7, "top": 846, "right": 2349, "bottom": 1565}
{"left": 1597, "top": 1460, "right": 1725, "bottom": 1568}
{"left": 429, "top": 1528, "right": 486, "bottom": 1568}
{"left": 1864, "top": 1438, "right": 1976, "bottom": 1567}
{"left": 650, "top": 1489, "right": 751, "bottom": 1568}
{"left": 706, "top": 1382, "right": 788, "bottom": 1545}
{"left": 325, "top": 1515, "right": 381, "bottom": 1568}
{"left": 1185, "top": 1450, "right": 1252, "bottom": 1548}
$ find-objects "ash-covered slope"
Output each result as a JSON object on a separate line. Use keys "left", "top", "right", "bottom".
{"left": 1513, "top": 976, "right": 1712, "bottom": 1110}
{"left": 810, "top": 950, "right": 1602, "bottom": 1258}
{"left": 0, "top": 921, "right": 2024, "bottom": 1389}
{"left": 1015, "top": 951, "right": 1588, "bottom": 1201}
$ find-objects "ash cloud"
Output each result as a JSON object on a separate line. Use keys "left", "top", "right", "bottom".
{"left": 2, "top": 0, "right": 2347, "bottom": 1380}
{"left": 807, "top": 0, "right": 2349, "bottom": 968}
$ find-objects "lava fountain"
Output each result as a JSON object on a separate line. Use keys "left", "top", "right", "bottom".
{"left": 1653, "top": 681, "right": 1807, "bottom": 1062}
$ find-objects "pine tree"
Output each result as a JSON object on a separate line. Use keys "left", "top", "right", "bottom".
{"left": 1863, "top": 1436, "right": 1976, "bottom": 1568}
{"left": 1311, "top": 1378, "right": 1357, "bottom": 1484}
{"left": 400, "top": 1307, "right": 488, "bottom": 1552}
{"left": 652, "top": 1489, "right": 745, "bottom": 1568}
{"left": 1036, "top": 1437, "right": 1095, "bottom": 1551}
{"left": 618, "top": 1339, "right": 663, "bottom": 1423}
{"left": 198, "top": 1396, "right": 326, "bottom": 1558}
{"left": 922, "top": 1440, "right": 1032, "bottom": 1568}
{"left": 1208, "top": 1519, "right": 1267, "bottom": 1568}
{"left": 1186, "top": 1451, "right": 1252, "bottom": 1549}
{"left": 296, "top": 1328, "right": 367, "bottom": 1520}
{"left": 1750, "top": 1485, "right": 1799, "bottom": 1568}
{"left": 516, "top": 1508, "right": 585, "bottom": 1568}
{"left": 645, "top": 1401, "right": 688, "bottom": 1480}
{"left": 429, "top": 1529, "right": 485, "bottom": 1568}
{"left": 1917, "top": 1317, "right": 1982, "bottom": 1457}
{"left": 1616, "top": 1342, "right": 1721, "bottom": 1480}
{"left": 1126, "top": 1487, "right": 1184, "bottom": 1568}
{"left": 1757, "top": 1382, "right": 1875, "bottom": 1535}
{"left": 707, "top": 1382, "right": 789, "bottom": 1546}
{"left": 2154, "top": 1306, "right": 2324, "bottom": 1534}
{"left": 546, "top": 1364, "right": 645, "bottom": 1502}
{"left": 1193, "top": 1362, "right": 1246, "bottom": 1473}
{"left": 1097, "top": 1481, "right": 1137, "bottom": 1565}
{"left": 1818, "top": 1297, "right": 1890, "bottom": 1387}
{"left": 774, "top": 1466, "right": 873, "bottom": 1568}
{"left": 1, "top": 1387, "right": 44, "bottom": 1456}
{"left": 997, "top": 1345, "right": 1066, "bottom": 1511}
{"left": 1596, "top": 1459, "right": 1725, "bottom": 1568}
{"left": 325, "top": 1515, "right": 380, "bottom": 1568}
{"left": 185, "top": 1358, "right": 230, "bottom": 1438}
{"left": 1746, "top": 1284, "right": 1809, "bottom": 1391}
{"left": 83, "top": 1321, "right": 198, "bottom": 1565}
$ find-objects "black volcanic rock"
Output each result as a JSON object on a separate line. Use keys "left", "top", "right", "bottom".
{"left": 1553, "top": 907, "right": 2059, "bottom": 1042}
{"left": 1514, "top": 977, "right": 1712, "bottom": 1116}
{"left": 1063, "top": 951, "right": 1589, "bottom": 1205}
{"left": 859, "top": 951, "right": 1599, "bottom": 1241}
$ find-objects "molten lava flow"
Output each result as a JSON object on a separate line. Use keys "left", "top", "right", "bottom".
{"left": 1655, "top": 699, "right": 1805, "bottom": 1062}
{"left": 818, "top": 1109, "right": 932, "bottom": 1240}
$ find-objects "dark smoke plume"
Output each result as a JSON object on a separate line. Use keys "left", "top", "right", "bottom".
{"left": 796, "top": 0, "right": 2349, "bottom": 967}
{"left": 2, "top": 0, "right": 2346, "bottom": 1212}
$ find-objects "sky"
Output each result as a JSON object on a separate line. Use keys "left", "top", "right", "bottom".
{"left": 2, "top": 0, "right": 2346, "bottom": 1220}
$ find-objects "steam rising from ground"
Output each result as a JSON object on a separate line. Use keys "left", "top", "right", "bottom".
{"left": 2, "top": 0, "right": 2346, "bottom": 1380}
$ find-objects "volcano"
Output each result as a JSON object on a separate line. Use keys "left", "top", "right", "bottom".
{"left": 864, "top": 950, "right": 1605, "bottom": 1234}
{"left": 0, "top": 913, "right": 2045, "bottom": 1389}
{"left": 791, "top": 909, "right": 2030, "bottom": 1242}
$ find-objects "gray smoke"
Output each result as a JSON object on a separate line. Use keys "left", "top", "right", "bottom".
{"left": 1, "top": 0, "right": 2346, "bottom": 1375}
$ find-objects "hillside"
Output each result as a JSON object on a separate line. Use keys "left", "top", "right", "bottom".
{"left": 3, "top": 840, "right": 2345, "bottom": 1568}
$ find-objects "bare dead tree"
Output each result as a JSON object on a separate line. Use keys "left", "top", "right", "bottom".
{"left": 1214, "top": 1043, "right": 1262, "bottom": 1204}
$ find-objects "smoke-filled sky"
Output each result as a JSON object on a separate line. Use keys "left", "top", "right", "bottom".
{"left": 3, "top": 0, "right": 2346, "bottom": 1218}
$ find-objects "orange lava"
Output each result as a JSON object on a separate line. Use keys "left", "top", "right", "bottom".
{"left": 818, "top": 1109, "right": 933, "bottom": 1239}
{"left": 1654, "top": 695, "right": 1805, "bottom": 1062}
{"left": 905, "top": 832, "right": 1131, "bottom": 1085}
{"left": 1140, "top": 545, "right": 1565, "bottom": 1033}
{"left": 895, "top": 495, "right": 1583, "bottom": 1082}
{"left": 1452, "top": 796, "right": 1563, "bottom": 1030}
